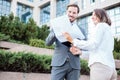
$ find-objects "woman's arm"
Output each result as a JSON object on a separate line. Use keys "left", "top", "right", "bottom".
{"left": 63, "top": 23, "right": 105, "bottom": 50}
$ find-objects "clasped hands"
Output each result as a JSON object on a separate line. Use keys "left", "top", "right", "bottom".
{"left": 62, "top": 32, "right": 82, "bottom": 55}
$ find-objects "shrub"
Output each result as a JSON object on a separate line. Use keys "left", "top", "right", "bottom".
{"left": 113, "top": 51, "right": 120, "bottom": 60}
{"left": 80, "top": 59, "right": 90, "bottom": 75}
{"left": 0, "top": 50, "right": 51, "bottom": 73}
{"left": 114, "top": 38, "right": 120, "bottom": 52}
{"left": 117, "top": 69, "right": 120, "bottom": 75}
{"left": 37, "top": 25, "right": 50, "bottom": 41}
{"left": 29, "top": 39, "right": 45, "bottom": 48}
{"left": 0, "top": 33, "right": 10, "bottom": 41}
{"left": 0, "top": 14, "right": 38, "bottom": 44}
{"left": 24, "top": 18, "right": 38, "bottom": 44}
{"left": 0, "top": 50, "right": 90, "bottom": 75}
{"left": 29, "top": 39, "right": 54, "bottom": 49}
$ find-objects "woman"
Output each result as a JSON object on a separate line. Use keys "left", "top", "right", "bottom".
{"left": 63, "top": 9, "right": 117, "bottom": 80}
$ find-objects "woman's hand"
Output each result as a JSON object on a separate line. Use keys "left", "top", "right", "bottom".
{"left": 70, "top": 46, "right": 82, "bottom": 55}
{"left": 62, "top": 32, "right": 73, "bottom": 43}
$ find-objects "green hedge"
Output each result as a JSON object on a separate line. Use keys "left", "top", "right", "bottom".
{"left": 117, "top": 69, "right": 120, "bottom": 75}
{"left": 0, "top": 50, "right": 51, "bottom": 73}
{"left": 113, "top": 38, "right": 120, "bottom": 60}
{"left": 114, "top": 38, "right": 120, "bottom": 52}
{"left": 0, "top": 33, "right": 10, "bottom": 41}
{"left": 80, "top": 59, "right": 89, "bottom": 75}
{"left": 0, "top": 50, "right": 89, "bottom": 75}
{"left": 113, "top": 51, "right": 120, "bottom": 60}
{"left": 0, "top": 50, "right": 120, "bottom": 75}
{"left": 29, "top": 39, "right": 54, "bottom": 49}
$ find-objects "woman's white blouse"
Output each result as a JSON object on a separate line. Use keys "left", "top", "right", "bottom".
{"left": 73, "top": 23, "right": 115, "bottom": 69}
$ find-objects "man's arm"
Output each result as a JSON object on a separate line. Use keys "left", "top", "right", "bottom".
{"left": 45, "top": 29, "right": 56, "bottom": 46}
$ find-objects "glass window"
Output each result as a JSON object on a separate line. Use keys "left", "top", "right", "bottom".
{"left": 116, "top": 27, "right": 120, "bottom": 34}
{"left": 107, "top": 7, "right": 120, "bottom": 35}
{"left": 81, "top": 0, "right": 86, "bottom": 9}
{"left": 0, "top": 0, "right": 11, "bottom": 16}
{"left": 56, "top": 0, "right": 69, "bottom": 17}
{"left": 40, "top": 3, "right": 50, "bottom": 24}
{"left": 108, "top": 9, "right": 115, "bottom": 16}
{"left": 116, "top": 21, "right": 120, "bottom": 27}
{"left": 115, "top": 7, "right": 120, "bottom": 15}
{"left": 0, "top": 1, "right": 2, "bottom": 4}
{"left": 17, "top": 3, "right": 33, "bottom": 23}
{"left": 110, "top": 16, "right": 115, "bottom": 22}
{"left": 77, "top": 16, "right": 92, "bottom": 39}
{"left": 90, "top": 0, "right": 95, "bottom": 4}
{"left": 27, "top": 0, "right": 33, "bottom": 2}
{"left": 115, "top": 14, "right": 120, "bottom": 21}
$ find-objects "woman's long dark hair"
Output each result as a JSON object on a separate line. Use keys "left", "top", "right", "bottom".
{"left": 94, "top": 9, "right": 111, "bottom": 26}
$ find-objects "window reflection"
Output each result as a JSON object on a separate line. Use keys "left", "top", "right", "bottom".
{"left": 27, "top": 0, "right": 33, "bottom": 2}
{"left": 17, "top": 3, "right": 33, "bottom": 23}
{"left": 56, "top": 0, "right": 69, "bottom": 17}
{"left": 0, "top": 0, "right": 11, "bottom": 16}
{"left": 40, "top": 3, "right": 50, "bottom": 24}
{"left": 108, "top": 7, "right": 120, "bottom": 35}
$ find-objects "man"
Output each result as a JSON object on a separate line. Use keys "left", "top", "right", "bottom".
{"left": 46, "top": 4, "right": 84, "bottom": 80}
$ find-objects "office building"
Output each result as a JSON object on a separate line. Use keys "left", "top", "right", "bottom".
{"left": 0, "top": 0, "right": 120, "bottom": 36}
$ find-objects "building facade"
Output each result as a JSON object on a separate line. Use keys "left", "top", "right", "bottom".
{"left": 0, "top": 0, "right": 120, "bottom": 36}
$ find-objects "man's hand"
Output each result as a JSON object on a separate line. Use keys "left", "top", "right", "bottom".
{"left": 62, "top": 32, "right": 73, "bottom": 43}
{"left": 70, "top": 46, "right": 82, "bottom": 55}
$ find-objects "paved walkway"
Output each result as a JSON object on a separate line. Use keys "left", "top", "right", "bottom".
{"left": 0, "top": 72, "right": 90, "bottom": 80}
{"left": 38, "top": 73, "right": 90, "bottom": 80}
{"left": 0, "top": 41, "right": 89, "bottom": 60}
{"left": 0, "top": 41, "right": 53, "bottom": 55}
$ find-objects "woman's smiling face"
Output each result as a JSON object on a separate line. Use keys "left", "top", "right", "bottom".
{"left": 91, "top": 12, "right": 100, "bottom": 25}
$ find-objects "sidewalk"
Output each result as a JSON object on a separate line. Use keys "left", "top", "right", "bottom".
{"left": 40, "top": 73, "right": 90, "bottom": 80}
{"left": 0, "top": 41, "right": 89, "bottom": 60}
{"left": 0, "top": 72, "right": 90, "bottom": 80}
